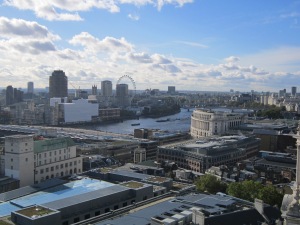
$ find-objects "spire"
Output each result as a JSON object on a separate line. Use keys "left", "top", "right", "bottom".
{"left": 285, "top": 123, "right": 300, "bottom": 218}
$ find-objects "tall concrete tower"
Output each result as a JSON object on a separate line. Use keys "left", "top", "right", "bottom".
{"left": 281, "top": 125, "right": 300, "bottom": 224}
{"left": 49, "top": 70, "right": 68, "bottom": 98}
{"left": 27, "top": 81, "right": 34, "bottom": 94}
{"left": 292, "top": 87, "right": 297, "bottom": 97}
{"left": 101, "top": 80, "right": 112, "bottom": 97}
{"left": 116, "top": 84, "right": 130, "bottom": 107}
{"left": 5, "top": 85, "right": 14, "bottom": 106}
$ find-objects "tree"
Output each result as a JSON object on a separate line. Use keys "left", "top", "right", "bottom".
{"left": 195, "top": 174, "right": 227, "bottom": 194}
{"left": 227, "top": 181, "right": 283, "bottom": 206}
{"left": 258, "top": 185, "right": 283, "bottom": 207}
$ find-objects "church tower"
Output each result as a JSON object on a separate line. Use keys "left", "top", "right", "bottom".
{"left": 281, "top": 125, "right": 300, "bottom": 224}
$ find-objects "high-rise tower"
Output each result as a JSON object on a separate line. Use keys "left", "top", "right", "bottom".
{"left": 49, "top": 70, "right": 68, "bottom": 98}
{"left": 281, "top": 125, "right": 300, "bottom": 224}
{"left": 27, "top": 82, "right": 34, "bottom": 94}
{"left": 101, "top": 80, "right": 112, "bottom": 97}
{"left": 116, "top": 83, "right": 130, "bottom": 107}
{"left": 5, "top": 85, "right": 14, "bottom": 106}
{"left": 292, "top": 87, "right": 297, "bottom": 97}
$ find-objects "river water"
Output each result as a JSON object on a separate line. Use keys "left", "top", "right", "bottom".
{"left": 86, "top": 108, "right": 193, "bottom": 135}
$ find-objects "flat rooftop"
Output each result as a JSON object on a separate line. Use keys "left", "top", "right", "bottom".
{"left": 0, "top": 178, "right": 115, "bottom": 217}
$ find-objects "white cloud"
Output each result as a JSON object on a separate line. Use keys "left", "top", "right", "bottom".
{"left": 0, "top": 18, "right": 299, "bottom": 92}
{"left": 240, "top": 46, "right": 300, "bottom": 72}
{"left": 3, "top": 0, "right": 193, "bottom": 21}
{"left": 128, "top": 14, "right": 140, "bottom": 21}
{"left": 0, "top": 17, "right": 60, "bottom": 40}
{"left": 175, "top": 41, "right": 208, "bottom": 48}
{"left": 224, "top": 56, "right": 240, "bottom": 63}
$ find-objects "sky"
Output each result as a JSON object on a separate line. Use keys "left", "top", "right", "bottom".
{"left": 0, "top": 0, "right": 300, "bottom": 92}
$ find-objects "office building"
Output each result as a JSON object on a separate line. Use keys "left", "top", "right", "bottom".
{"left": 168, "top": 86, "right": 176, "bottom": 94}
{"left": 4, "top": 135, "right": 82, "bottom": 187}
{"left": 61, "top": 99, "right": 99, "bottom": 123}
{"left": 27, "top": 82, "right": 34, "bottom": 94}
{"left": 158, "top": 135, "right": 260, "bottom": 173}
{"left": 291, "top": 86, "right": 297, "bottom": 97}
{"left": 49, "top": 70, "right": 68, "bottom": 98}
{"left": 5, "top": 85, "right": 14, "bottom": 106}
{"left": 101, "top": 80, "right": 112, "bottom": 97}
{"left": 5, "top": 85, "right": 23, "bottom": 106}
{"left": 116, "top": 83, "right": 130, "bottom": 107}
{"left": 190, "top": 108, "right": 247, "bottom": 138}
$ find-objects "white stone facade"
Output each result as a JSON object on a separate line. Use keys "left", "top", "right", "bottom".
{"left": 4, "top": 135, "right": 35, "bottom": 187}
{"left": 4, "top": 135, "right": 82, "bottom": 187}
{"left": 190, "top": 109, "right": 246, "bottom": 138}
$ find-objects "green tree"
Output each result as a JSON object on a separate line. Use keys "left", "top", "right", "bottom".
{"left": 227, "top": 181, "right": 283, "bottom": 206}
{"left": 195, "top": 174, "right": 227, "bottom": 194}
{"left": 258, "top": 185, "right": 283, "bottom": 207}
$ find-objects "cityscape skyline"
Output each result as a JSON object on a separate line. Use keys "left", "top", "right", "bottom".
{"left": 0, "top": 1, "right": 300, "bottom": 91}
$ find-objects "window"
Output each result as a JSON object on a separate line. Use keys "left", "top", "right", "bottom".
{"left": 26, "top": 158, "right": 28, "bottom": 162}
{"left": 49, "top": 152, "right": 52, "bottom": 156}
{"left": 39, "top": 154, "right": 41, "bottom": 159}
{"left": 40, "top": 169, "right": 44, "bottom": 174}
{"left": 11, "top": 166, "right": 13, "bottom": 169}
{"left": 123, "top": 202, "right": 127, "bottom": 207}
{"left": 114, "top": 205, "right": 118, "bottom": 210}
{"left": 61, "top": 164, "right": 64, "bottom": 169}
{"left": 69, "top": 162, "right": 72, "bottom": 166}
{"left": 51, "top": 167, "right": 54, "bottom": 171}
{"left": 25, "top": 143, "right": 27, "bottom": 146}
{"left": 44, "top": 153, "right": 47, "bottom": 157}
{"left": 65, "top": 163, "right": 68, "bottom": 167}
{"left": 74, "top": 218, "right": 80, "bottom": 223}
{"left": 54, "top": 151, "right": 57, "bottom": 155}
{"left": 44, "top": 160, "right": 47, "bottom": 164}
{"left": 105, "top": 208, "right": 110, "bottom": 213}
{"left": 84, "top": 214, "right": 90, "bottom": 219}
{"left": 62, "top": 221, "right": 68, "bottom": 225}
{"left": 11, "top": 158, "right": 13, "bottom": 162}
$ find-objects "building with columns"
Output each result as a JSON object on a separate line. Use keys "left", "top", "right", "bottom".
{"left": 281, "top": 125, "right": 300, "bottom": 224}
{"left": 190, "top": 108, "right": 248, "bottom": 138}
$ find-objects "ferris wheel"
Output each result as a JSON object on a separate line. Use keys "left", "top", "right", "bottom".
{"left": 116, "top": 74, "right": 136, "bottom": 96}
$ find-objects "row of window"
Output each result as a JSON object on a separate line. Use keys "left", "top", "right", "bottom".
{"left": 37, "top": 161, "right": 80, "bottom": 174}
{"left": 35, "top": 148, "right": 71, "bottom": 159}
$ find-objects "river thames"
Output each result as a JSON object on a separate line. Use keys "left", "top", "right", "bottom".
{"left": 85, "top": 108, "right": 193, "bottom": 135}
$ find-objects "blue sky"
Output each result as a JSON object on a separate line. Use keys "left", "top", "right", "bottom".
{"left": 0, "top": 0, "right": 300, "bottom": 92}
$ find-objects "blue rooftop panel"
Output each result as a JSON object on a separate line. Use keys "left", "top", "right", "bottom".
{"left": 0, "top": 202, "right": 21, "bottom": 217}
{"left": 11, "top": 178, "right": 115, "bottom": 208}
{"left": 0, "top": 178, "right": 115, "bottom": 217}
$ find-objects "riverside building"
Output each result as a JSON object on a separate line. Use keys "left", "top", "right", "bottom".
{"left": 190, "top": 108, "right": 248, "bottom": 138}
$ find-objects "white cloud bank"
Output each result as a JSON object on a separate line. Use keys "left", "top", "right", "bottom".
{"left": 0, "top": 17, "right": 299, "bottom": 92}
{"left": 3, "top": 0, "right": 193, "bottom": 21}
